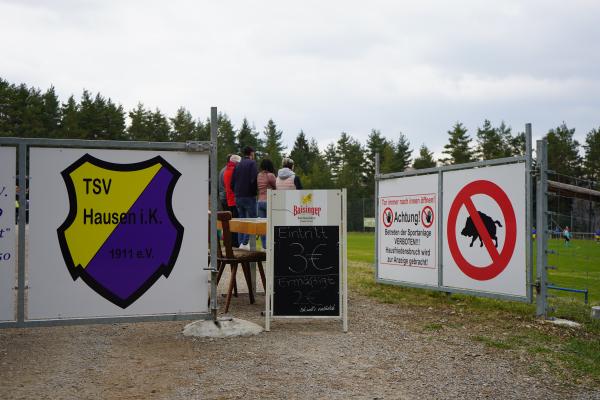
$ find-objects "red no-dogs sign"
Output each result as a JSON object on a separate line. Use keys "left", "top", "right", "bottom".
{"left": 421, "top": 206, "right": 434, "bottom": 228}
{"left": 446, "top": 180, "right": 516, "bottom": 281}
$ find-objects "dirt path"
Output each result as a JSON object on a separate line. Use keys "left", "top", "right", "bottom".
{"left": 1, "top": 291, "right": 598, "bottom": 399}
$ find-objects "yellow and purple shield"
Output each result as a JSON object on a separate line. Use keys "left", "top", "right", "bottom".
{"left": 57, "top": 154, "right": 184, "bottom": 308}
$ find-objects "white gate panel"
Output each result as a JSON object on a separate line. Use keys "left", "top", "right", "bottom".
{"left": 27, "top": 148, "right": 208, "bottom": 320}
{"left": 0, "top": 147, "right": 16, "bottom": 322}
{"left": 442, "top": 163, "right": 526, "bottom": 297}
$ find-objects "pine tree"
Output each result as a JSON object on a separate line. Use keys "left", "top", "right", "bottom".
{"left": 324, "top": 143, "right": 339, "bottom": 179}
{"left": 195, "top": 117, "right": 210, "bottom": 141}
{"left": 440, "top": 122, "right": 474, "bottom": 165}
{"left": 379, "top": 143, "right": 397, "bottom": 174}
{"left": 217, "top": 113, "right": 238, "bottom": 167}
{"left": 170, "top": 107, "right": 196, "bottom": 142}
{"left": 0, "top": 78, "right": 12, "bottom": 136}
{"left": 546, "top": 123, "right": 581, "bottom": 180}
{"left": 237, "top": 118, "right": 261, "bottom": 154}
{"left": 91, "top": 93, "right": 110, "bottom": 140}
{"left": 4, "top": 84, "right": 29, "bottom": 136}
{"left": 289, "top": 130, "right": 311, "bottom": 175}
{"left": 365, "top": 129, "right": 389, "bottom": 177}
{"left": 78, "top": 90, "right": 101, "bottom": 139}
{"left": 335, "top": 132, "right": 366, "bottom": 195}
{"left": 59, "top": 96, "right": 80, "bottom": 138}
{"left": 546, "top": 123, "right": 582, "bottom": 230}
{"left": 476, "top": 119, "right": 505, "bottom": 160}
{"left": 412, "top": 144, "right": 437, "bottom": 169}
{"left": 496, "top": 122, "right": 512, "bottom": 156}
{"left": 103, "top": 99, "right": 126, "bottom": 140}
{"left": 21, "top": 85, "right": 45, "bottom": 137}
{"left": 127, "top": 103, "right": 151, "bottom": 141}
{"left": 262, "top": 119, "right": 286, "bottom": 169}
{"left": 41, "top": 86, "right": 60, "bottom": 138}
{"left": 582, "top": 127, "right": 600, "bottom": 231}
{"left": 307, "top": 138, "right": 321, "bottom": 163}
{"left": 583, "top": 127, "right": 600, "bottom": 182}
{"left": 147, "top": 108, "right": 171, "bottom": 141}
{"left": 304, "top": 154, "right": 335, "bottom": 189}
{"left": 508, "top": 131, "right": 526, "bottom": 156}
{"left": 393, "top": 132, "right": 412, "bottom": 171}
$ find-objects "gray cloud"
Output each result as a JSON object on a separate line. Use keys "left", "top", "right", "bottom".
{"left": 1, "top": 0, "right": 599, "bottom": 157}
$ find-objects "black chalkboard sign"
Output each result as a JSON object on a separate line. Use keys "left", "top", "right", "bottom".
{"left": 273, "top": 225, "right": 340, "bottom": 316}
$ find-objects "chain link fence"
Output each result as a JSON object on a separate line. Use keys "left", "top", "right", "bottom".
{"left": 544, "top": 172, "right": 600, "bottom": 315}
{"left": 346, "top": 196, "right": 375, "bottom": 232}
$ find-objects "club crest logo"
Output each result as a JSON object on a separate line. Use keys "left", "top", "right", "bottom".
{"left": 57, "top": 154, "right": 184, "bottom": 308}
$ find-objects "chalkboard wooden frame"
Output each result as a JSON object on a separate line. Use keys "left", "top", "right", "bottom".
{"left": 265, "top": 189, "right": 348, "bottom": 332}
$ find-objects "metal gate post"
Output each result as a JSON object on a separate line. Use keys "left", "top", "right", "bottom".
{"left": 374, "top": 153, "right": 380, "bottom": 278}
{"left": 536, "top": 139, "right": 549, "bottom": 318}
{"left": 209, "top": 107, "right": 219, "bottom": 321}
{"left": 525, "top": 124, "right": 533, "bottom": 302}
{"left": 438, "top": 170, "right": 444, "bottom": 288}
{"left": 17, "top": 143, "right": 27, "bottom": 325}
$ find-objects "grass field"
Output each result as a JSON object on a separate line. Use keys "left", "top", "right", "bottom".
{"left": 346, "top": 231, "right": 600, "bottom": 384}
{"left": 546, "top": 238, "right": 600, "bottom": 304}
{"left": 348, "top": 232, "right": 600, "bottom": 305}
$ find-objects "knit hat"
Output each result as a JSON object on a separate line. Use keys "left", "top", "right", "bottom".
{"left": 282, "top": 157, "right": 294, "bottom": 168}
{"left": 230, "top": 154, "right": 241, "bottom": 163}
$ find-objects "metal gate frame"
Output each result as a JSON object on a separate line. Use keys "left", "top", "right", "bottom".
{"left": 0, "top": 107, "right": 219, "bottom": 328}
{"left": 374, "top": 125, "right": 534, "bottom": 303}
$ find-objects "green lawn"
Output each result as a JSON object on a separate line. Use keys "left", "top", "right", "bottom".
{"left": 545, "top": 238, "right": 600, "bottom": 304}
{"left": 346, "top": 231, "right": 600, "bottom": 384}
{"left": 347, "top": 232, "right": 376, "bottom": 264}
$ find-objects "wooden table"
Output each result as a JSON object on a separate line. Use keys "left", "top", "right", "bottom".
{"left": 216, "top": 217, "right": 267, "bottom": 293}
{"left": 217, "top": 218, "right": 267, "bottom": 236}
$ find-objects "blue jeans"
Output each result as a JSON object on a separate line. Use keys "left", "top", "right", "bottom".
{"left": 257, "top": 200, "right": 267, "bottom": 248}
{"left": 236, "top": 197, "right": 257, "bottom": 245}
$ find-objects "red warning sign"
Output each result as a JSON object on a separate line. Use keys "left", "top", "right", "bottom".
{"left": 446, "top": 180, "right": 516, "bottom": 281}
{"left": 382, "top": 207, "right": 393, "bottom": 228}
{"left": 421, "top": 206, "right": 434, "bottom": 228}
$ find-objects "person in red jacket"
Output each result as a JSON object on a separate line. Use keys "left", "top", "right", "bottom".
{"left": 223, "top": 154, "right": 241, "bottom": 247}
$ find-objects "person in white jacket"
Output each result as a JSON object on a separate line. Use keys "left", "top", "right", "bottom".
{"left": 275, "top": 158, "right": 303, "bottom": 190}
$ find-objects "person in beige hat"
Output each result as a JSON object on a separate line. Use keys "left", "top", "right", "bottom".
{"left": 276, "top": 157, "right": 303, "bottom": 190}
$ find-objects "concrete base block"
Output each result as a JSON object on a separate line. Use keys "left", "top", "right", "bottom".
{"left": 592, "top": 306, "right": 600, "bottom": 320}
{"left": 183, "top": 317, "right": 263, "bottom": 338}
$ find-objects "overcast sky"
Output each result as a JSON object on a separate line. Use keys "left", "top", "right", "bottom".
{"left": 1, "top": 0, "right": 599, "bottom": 157}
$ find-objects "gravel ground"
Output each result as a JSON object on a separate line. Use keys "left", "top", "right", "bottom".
{"left": 1, "top": 272, "right": 599, "bottom": 399}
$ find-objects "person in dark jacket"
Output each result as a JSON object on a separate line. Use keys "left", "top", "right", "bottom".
{"left": 231, "top": 146, "right": 258, "bottom": 249}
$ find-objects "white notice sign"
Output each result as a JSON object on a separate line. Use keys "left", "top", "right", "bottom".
{"left": 377, "top": 173, "right": 438, "bottom": 286}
